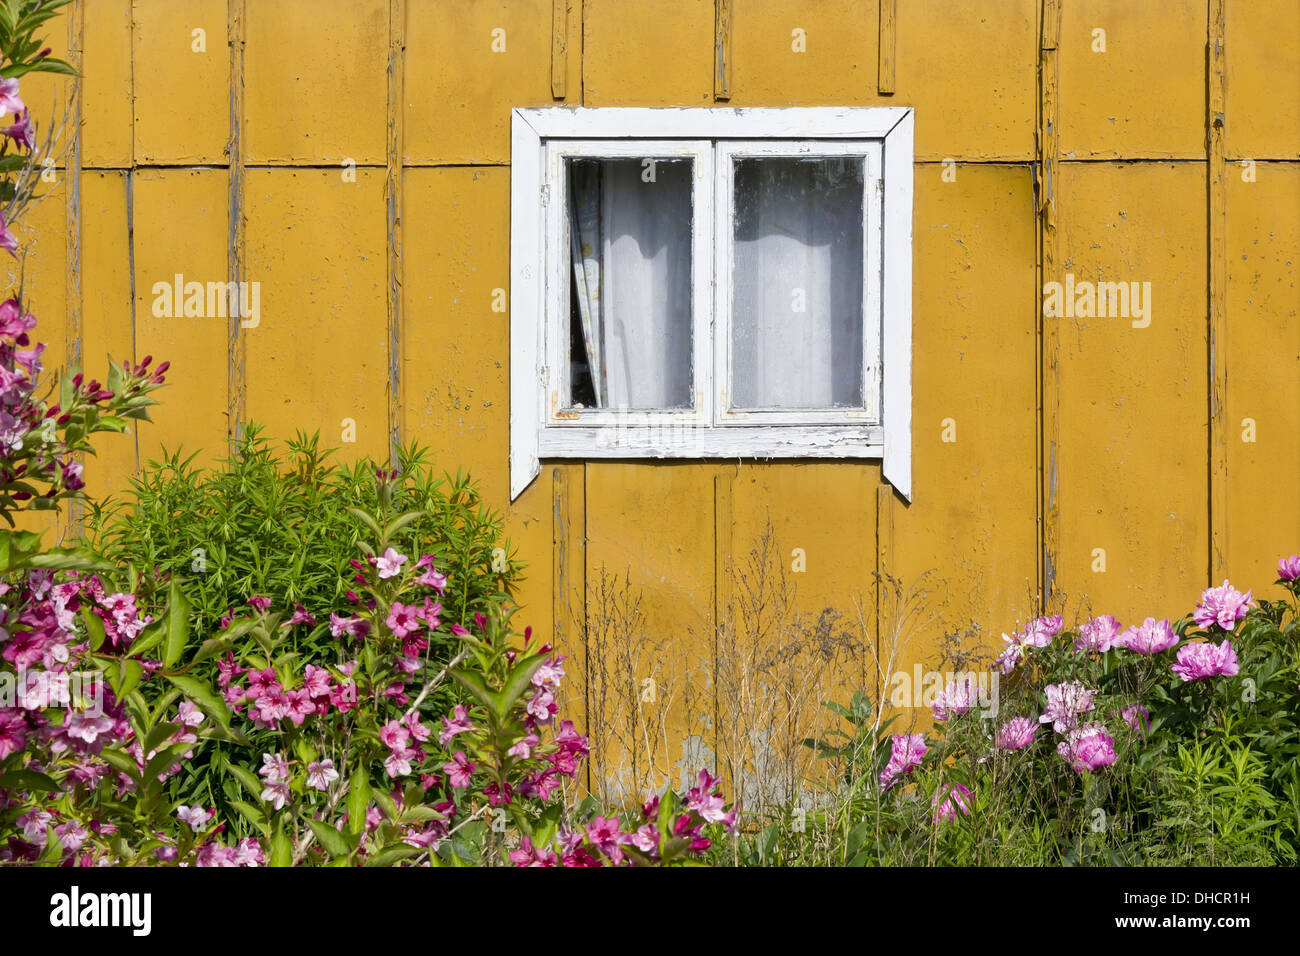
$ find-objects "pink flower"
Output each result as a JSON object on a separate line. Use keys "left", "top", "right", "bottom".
{"left": 0, "top": 79, "right": 24, "bottom": 115}
{"left": 415, "top": 554, "right": 447, "bottom": 591}
{"left": 685, "top": 769, "right": 734, "bottom": 827}
{"left": 879, "top": 733, "right": 927, "bottom": 789}
{"left": 994, "top": 632, "right": 1026, "bottom": 674}
{"left": 508, "top": 733, "right": 540, "bottom": 759}
{"left": 1193, "top": 580, "right": 1255, "bottom": 632}
{"left": 2, "top": 109, "right": 33, "bottom": 150}
{"left": 302, "top": 664, "right": 333, "bottom": 700}
{"left": 1278, "top": 555, "right": 1300, "bottom": 582}
{"left": 1122, "top": 704, "right": 1150, "bottom": 735}
{"left": 1039, "top": 681, "right": 1095, "bottom": 733}
{"left": 931, "top": 677, "right": 976, "bottom": 721}
{"left": 1115, "top": 617, "right": 1178, "bottom": 655}
{"left": 1021, "top": 615, "right": 1064, "bottom": 647}
{"left": 54, "top": 820, "right": 88, "bottom": 852}
{"left": 258, "top": 751, "right": 289, "bottom": 783}
{"left": 386, "top": 602, "right": 420, "bottom": 640}
{"left": 384, "top": 748, "right": 416, "bottom": 778}
{"left": 1057, "top": 723, "right": 1117, "bottom": 772}
{"left": 629, "top": 824, "right": 660, "bottom": 854}
{"left": 375, "top": 547, "right": 408, "bottom": 579}
{"left": 260, "top": 780, "right": 290, "bottom": 809}
{"left": 176, "top": 805, "right": 213, "bottom": 832}
{"left": 532, "top": 656, "right": 566, "bottom": 689}
{"left": 0, "top": 709, "right": 29, "bottom": 759}
{"left": 248, "top": 595, "right": 272, "bottom": 613}
{"left": 306, "top": 759, "right": 339, "bottom": 791}
{"left": 995, "top": 716, "right": 1036, "bottom": 750}
{"left": 380, "top": 719, "right": 411, "bottom": 751}
{"left": 234, "top": 838, "right": 265, "bottom": 866}
{"left": 405, "top": 713, "right": 431, "bottom": 744}
{"left": 284, "top": 604, "right": 316, "bottom": 627}
{"left": 177, "top": 700, "right": 205, "bottom": 728}
{"left": 526, "top": 687, "right": 556, "bottom": 722}
{"left": 1170, "top": 639, "right": 1239, "bottom": 682}
{"left": 509, "top": 836, "right": 558, "bottom": 866}
{"left": 932, "top": 783, "right": 973, "bottom": 824}
{"left": 1074, "top": 615, "right": 1122, "bottom": 653}
{"left": 438, "top": 704, "right": 475, "bottom": 747}
{"left": 443, "top": 751, "right": 475, "bottom": 789}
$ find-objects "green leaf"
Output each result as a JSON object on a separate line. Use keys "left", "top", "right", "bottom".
{"left": 269, "top": 819, "right": 293, "bottom": 867}
{"left": 495, "top": 653, "right": 548, "bottom": 717}
{"left": 98, "top": 747, "right": 142, "bottom": 786}
{"left": 229, "top": 800, "right": 271, "bottom": 838}
{"left": 346, "top": 506, "right": 383, "bottom": 541}
{"left": 163, "top": 673, "right": 233, "bottom": 731}
{"left": 0, "top": 769, "right": 61, "bottom": 793}
{"left": 346, "top": 767, "right": 372, "bottom": 836}
{"left": 142, "top": 741, "right": 193, "bottom": 789}
{"left": 224, "top": 757, "right": 265, "bottom": 801}
{"left": 107, "top": 658, "right": 145, "bottom": 700}
{"left": 127, "top": 619, "right": 166, "bottom": 660}
{"left": 449, "top": 667, "right": 499, "bottom": 719}
{"left": 307, "top": 819, "right": 352, "bottom": 860}
{"left": 81, "top": 607, "right": 107, "bottom": 652}
{"left": 162, "top": 580, "right": 192, "bottom": 668}
{"left": 141, "top": 720, "right": 181, "bottom": 757}
{"left": 365, "top": 843, "right": 423, "bottom": 867}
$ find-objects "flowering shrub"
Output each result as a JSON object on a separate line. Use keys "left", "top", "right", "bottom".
{"left": 746, "top": 561, "right": 1300, "bottom": 866}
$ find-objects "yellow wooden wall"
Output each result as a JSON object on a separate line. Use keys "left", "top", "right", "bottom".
{"left": 10, "top": 1, "right": 1298, "bottom": 796}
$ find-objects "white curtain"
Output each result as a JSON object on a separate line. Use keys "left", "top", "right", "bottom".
{"left": 731, "top": 157, "right": 864, "bottom": 409}
{"left": 568, "top": 158, "right": 693, "bottom": 410}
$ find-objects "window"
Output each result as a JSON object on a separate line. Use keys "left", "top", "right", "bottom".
{"left": 510, "top": 107, "right": 913, "bottom": 500}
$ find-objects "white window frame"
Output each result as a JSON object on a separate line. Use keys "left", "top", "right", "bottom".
{"left": 510, "top": 107, "right": 913, "bottom": 501}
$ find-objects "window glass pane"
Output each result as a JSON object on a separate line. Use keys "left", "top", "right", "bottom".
{"left": 731, "top": 156, "right": 864, "bottom": 409}
{"left": 566, "top": 156, "right": 694, "bottom": 410}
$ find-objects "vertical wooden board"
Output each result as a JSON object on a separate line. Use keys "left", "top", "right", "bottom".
{"left": 583, "top": 0, "right": 713, "bottom": 106}
{"left": 724, "top": 462, "right": 878, "bottom": 806}
{"left": 404, "top": 0, "right": 581, "bottom": 164}
{"left": 725, "top": 0, "right": 877, "bottom": 106}
{"left": 82, "top": 0, "right": 133, "bottom": 168}
{"left": 582, "top": 462, "right": 717, "bottom": 801}
{"left": 1225, "top": 0, "right": 1300, "bottom": 160}
{"left": 1225, "top": 168, "right": 1300, "bottom": 587}
{"left": 894, "top": 0, "right": 1036, "bottom": 160}
{"left": 886, "top": 164, "right": 1038, "bottom": 680}
{"left": 242, "top": 168, "right": 388, "bottom": 463}
{"left": 1054, "top": 163, "right": 1208, "bottom": 620}
{"left": 400, "top": 167, "right": 552, "bottom": 639}
{"left": 1058, "top": 0, "right": 1205, "bottom": 159}
{"left": 6, "top": 181, "right": 68, "bottom": 541}
{"left": 244, "top": 0, "right": 388, "bottom": 164}
{"left": 131, "top": 169, "right": 228, "bottom": 466}
{"left": 79, "top": 171, "right": 137, "bottom": 499}
{"left": 132, "top": 0, "right": 229, "bottom": 164}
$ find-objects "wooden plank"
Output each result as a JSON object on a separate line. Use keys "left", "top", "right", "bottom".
{"left": 583, "top": 0, "right": 712, "bottom": 107}
{"left": 80, "top": 0, "right": 132, "bottom": 169}
{"left": 551, "top": 0, "right": 568, "bottom": 100}
{"left": 1057, "top": 0, "right": 1206, "bottom": 159}
{"left": 405, "top": 0, "right": 581, "bottom": 165}
{"left": 1055, "top": 162, "right": 1209, "bottom": 619}
{"left": 1208, "top": 0, "right": 1228, "bottom": 580}
{"left": 132, "top": 0, "right": 229, "bottom": 164}
{"left": 79, "top": 171, "right": 138, "bottom": 500}
{"left": 227, "top": 0, "right": 246, "bottom": 443}
{"left": 243, "top": 0, "right": 388, "bottom": 164}
{"left": 387, "top": 0, "right": 405, "bottom": 463}
{"left": 242, "top": 169, "right": 389, "bottom": 463}
{"left": 1225, "top": 0, "right": 1300, "bottom": 160}
{"left": 1038, "top": 0, "right": 1061, "bottom": 607}
{"left": 1225, "top": 167, "right": 1300, "bottom": 587}
{"left": 63, "top": 1, "right": 84, "bottom": 534}
{"left": 878, "top": 0, "right": 896, "bottom": 95}
{"left": 712, "top": 0, "right": 731, "bottom": 101}
{"left": 132, "top": 170, "right": 229, "bottom": 468}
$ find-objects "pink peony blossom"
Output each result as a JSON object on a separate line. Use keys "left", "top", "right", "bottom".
{"left": 1039, "top": 681, "right": 1095, "bottom": 733}
{"left": 1170, "top": 639, "right": 1239, "bottom": 682}
{"left": 932, "top": 783, "right": 973, "bottom": 824}
{"left": 1057, "top": 723, "right": 1117, "bottom": 772}
{"left": 1193, "top": 580, "right": 1255, "bottom": 632}
{"left": 995, "top": 716, "right": 1037, "bottom": 751}
{"left": 879, "top": 733, "right": 927, "bottom": 789}
{"left": 1074, "top": 615, "right": 1123, "bottom": 653}
{"left": 1021, "top": 615, "right": 1064, "bottom": 647}
{"left": 931, "top": 677, "right": 976, "bottom": 721}
{"left": 1115, "top": 617, "right": 1178, "bottom": 655}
